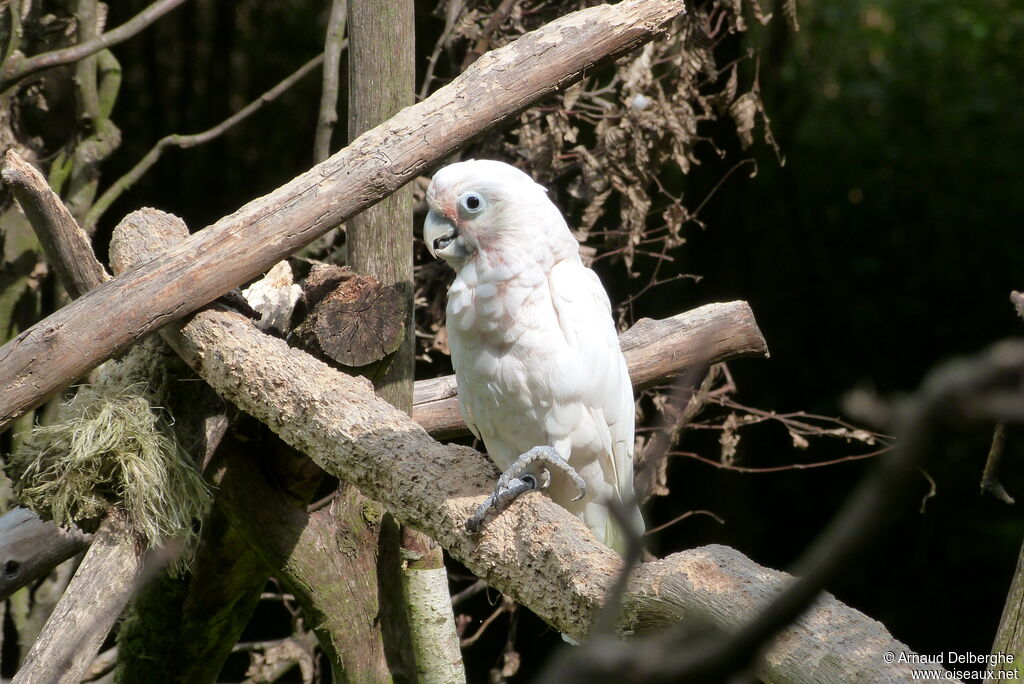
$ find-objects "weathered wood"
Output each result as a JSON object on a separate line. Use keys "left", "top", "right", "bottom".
{"left": 0, "top": 301, "right": 767, "bottom": 592}
{"left": 12, "top": 509, "right": 151, "bottom": 684}
{"left": 0, "top": 508, "right": 91, "bottom": 601}
{"left": 990, "top": 539, "right": 1024, "bottom": 678}
{"left": 348, "top": 0, "right": 416, "bottom": 412}
{"left": 348, "top": 2, "right": 463, "bottom": 681}
{"left": 0, "top": 0, "right": 687, "bottom": 431}
{"left": 412, "top": 301, "right": 769, "bottom": 439}
{"left": 621, "top": 303, "right": 770, "bottom": 388}
{"left": 291, "top": 266, "right": 405, "bottom": 369}
{"left": 212, "top": 451, "right": 405, "bottom": 683}
{"left": 99, "top": 223, "right": 935, "bottom": 682}
{"left": 113, "top": 209, "right": 413, "bottom": 683}
{"left": 1, "top": 150, "right": 109, "bottom": 298}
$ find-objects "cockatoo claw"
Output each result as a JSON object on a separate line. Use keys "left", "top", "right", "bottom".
{"left": 465, "top": 446, "right": 587, "bottom": 534}
{"left": 465, "top": 474, "right": 537, "bottom": 534}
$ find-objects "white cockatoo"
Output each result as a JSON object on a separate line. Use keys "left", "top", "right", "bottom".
{"left": 423, "top": 159, "right": 644, "bottom": 552}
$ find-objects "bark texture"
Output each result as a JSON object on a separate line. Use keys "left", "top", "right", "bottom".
{"left": 11, "top": 510, "right": 151, "bottom": 684}
{"left": 1, "top": 150, "right": 108, "bottom": 298}
{"left": 0, "top": 508, "right": 90, "bottom": 601}
{"left": 990, "top": 540, "right": 1024, "bottom": 678}
{"left": 86, "top": 231, "right": 932, "bottom": 683}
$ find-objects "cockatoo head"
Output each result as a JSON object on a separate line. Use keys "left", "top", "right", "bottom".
{"left": 423, "top": 159, "right": 576, "bottom": 268}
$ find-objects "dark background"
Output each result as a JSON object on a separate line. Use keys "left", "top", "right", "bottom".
{"left": 98, "top": 0, "right": 1024, "bottom": 680}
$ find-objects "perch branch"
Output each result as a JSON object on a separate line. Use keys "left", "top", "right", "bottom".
{"left": 0, "top": 0, "right": 687, "bottom": 432}
{"left": 105, "top": 207, "right": 944, "bottom": 682}
{"left": 0, "top": 300, "right": 766, "bottom": 599}
{"left": 1, "top": 150, "right": 109, "bottom": 298}
{"left": 0, "top": 0, "right": 189, "bottom": 92}
{"left": 0, "top": 301, "right": 767, "bottom": 589}
{"left": 84, "top": 52, "right": 326, "bottom": 232}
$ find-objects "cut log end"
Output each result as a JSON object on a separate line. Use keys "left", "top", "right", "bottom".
{"left": 291, "top": 264, "right": 406, "bottom": 369}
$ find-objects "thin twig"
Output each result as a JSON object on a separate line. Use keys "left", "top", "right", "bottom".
{"left": 1, "top": 150, "right": 110, "bottom": 297}
{"left": 451, "top": 578, "right": 488, "bottom": 607}
{"left": 84, "top": 53, "right": 326, "bottom": 232}
{"left": 460, "top": 0, "right": 517, "bottom": 71}
{"left": 418, "top": 0, "right": 465, "bottom": 101}
{"left": 460, "top": 598, "right": 511, "bottom": 647}
{"left": 313, "top": 0, "right": 347, "bottom": 163}
{"left": 675, "top": 447, "right": 888, "bottom": 473}
{"left": 644, "top": 509, "right": 725, "bottom": 536}
{"left": 918, "top": 467, "right": 937, "bottom": 514}
{"left": 0, "top": 0, "right": 189, "bottom": 93}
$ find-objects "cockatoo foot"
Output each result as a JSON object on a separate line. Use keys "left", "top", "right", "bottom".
{"left": 465, "top": 446, "right": 587, "bottom": 534}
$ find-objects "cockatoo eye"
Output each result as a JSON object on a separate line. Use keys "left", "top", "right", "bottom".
{"left": 458, "top": 192, "right": 485, "bottom": 216}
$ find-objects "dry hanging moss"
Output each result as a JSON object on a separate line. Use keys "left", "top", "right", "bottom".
{"left": 9, "top": 342, "right": 211, "bottom": 552}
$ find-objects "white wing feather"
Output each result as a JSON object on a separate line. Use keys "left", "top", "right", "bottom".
{"left": 547, "top": 261, "right": 642, "bottom": 549}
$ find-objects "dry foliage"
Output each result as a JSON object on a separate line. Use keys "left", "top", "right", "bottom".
{"left": 414, "top": 0, "right": 788, "bottom": 372}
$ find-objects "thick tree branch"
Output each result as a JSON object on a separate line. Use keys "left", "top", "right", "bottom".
{"left": 103, "top": 206, "right": 940, "bottom": 682}
{"left": 0, "top": 0, "right": 687, "bottom": 432}
{"left": 991, "top": 540, "right": 1024, "bottom": 679}
{"left": 0, "top": 0, "right": 189, "bottom": 92}
{"left": 347, "top": 0, "right": 461, "bottom": 679}
{"left": 1, "top": 150, "right": 109, "bottom": 298}
{"left": 0, "top": 301, "right": 766, "bottom": 594}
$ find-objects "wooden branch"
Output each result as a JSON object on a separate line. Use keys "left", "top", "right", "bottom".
{"left": 84, "top": 52, "right": 326, "bottom": 232}
{"left": 212, "top": 451, "right": 404, "bottom": 682}
{"left": 1, "top": 150, "right": 109, "bottom": 298}
{"left": 412, "top": 301, "right": 769, "bottom": 439}
{"left": 0, "top": 301, "right": 765, "bottom": 591}
{"left": 165, "top": 310, "right": 938, "bottom": 681}
{"left": 98, "top": 208, "right": 935, "bottom": 682}
{"left": 990, "top": 539, "right": 1024, "bottom": 679}
{"left": 12, "top": 510, "right": 152, "bottom": 684}
{"left": 348, "top": 0, "right": 462, "bottom": 678}
{"left": 0, "top": 0, "right": 189, "bottom": 92}
{"left": 348, "top": 0, "right": 416, "bottom": 411}
{"left": 0, "top": 0, "right": 686, "bottom": 432}
{"left": 111, "top": 208, "right": 415, "bottom": 682}
{"left": 0, "top": 508, "right": 91, "bottom": 601}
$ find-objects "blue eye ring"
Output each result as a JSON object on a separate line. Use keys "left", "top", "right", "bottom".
{"left": 458, "top": 192, "right": 485, "bottom": 215}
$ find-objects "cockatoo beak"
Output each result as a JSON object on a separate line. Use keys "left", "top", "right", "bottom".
{"left": 424, "top": 208, "right": 454, "bottom": 259}
{"left": 424, "top": 208, "right": 469, "bottom": 261}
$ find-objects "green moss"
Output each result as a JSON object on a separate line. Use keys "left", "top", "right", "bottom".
{"left": 9, "top": 380, "right": 211, "bottom": 556}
